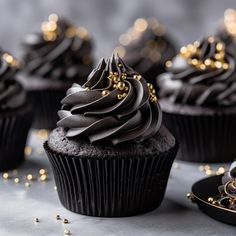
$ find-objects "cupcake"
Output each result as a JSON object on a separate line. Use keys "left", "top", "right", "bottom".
{"left": 20, "top": 14, "right": 94, "bottom": 129}
{"left": 217, "top": 161, "right": 236, "bottom": 210}
{"left": 0, "top": 50, "right": 32, "bottom": 171}
{"left": 115, "top": 17, "right": 176, "bottom": 85}
{"left": 216, "top": 9, "right": 236, "bottom": 55}
{"left": 157, "top": 36, "right": 236, "bottom": 163}
{"left": 44, "top": 54, "right": 178, "bottom": 217}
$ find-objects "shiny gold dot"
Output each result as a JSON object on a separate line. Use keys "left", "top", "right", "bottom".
{"left": 48, "top": 13, "right": 58, "bottom": 22}
{"left": 216, "top": 42, "right": 224, "bottom": 51}
{"left": 208, "top": 197, "right": 214, "bottom": 203}
{"left": 26, "top": 174, "right": 34, "bottom": 181}
{"left": 134, "top": 18, "right": 148, "bottom": 32}
{"left": 14, "top": 178, "right": 20, "bottom": 183}
{"left": 118, "top": 63, "right": 122, "bottom": 67}
{"left": 25, "top": 182, "right": 31, "bottom": 188}
{"left": 223, "top": 63, "right": 229, "bottom": 70}
{"left": 39, "top": 174, "right": 47, "bottom": 182}
{"left": 102, "top": 90, "right": 110, "bottom": 97}
{"left": 113, "top": 76, "right": 120, "bottom": 83}
{"left": 204, "top": 59, "right": 212, "bottom": 66}
{"left": 125, "top": 87, "right": 129, "bottom": 92}
{"left": 63, "top": 219, "right": 69, "bottom": 224}
{"left": 165, "top": 60, "right": 172, "bottom": 68}
{"left": 117, "top": 94, "right": 123, "bottom": 100}
{"left": 24, "top": 146, "right": 32, "bottom": 156}
{"left": 206, "top": 169, "right": 212, "bottom": 176}
{"left": 34, "top": 218, "right": 39, "bottom": 223}
{"left": 217, "top": 167, "right": 225, "bottom": 175}
{"left": 39, "top": 169, "right": 47, "bottom": 175}
{"left": 2, "top": 173, "right": 9, "bottom": 179}
{"left": 199, "top": 64, "right": 206, "bottom": 70}
{"left": 117, "top": 81, "right": 126, "bottom": 90}
{"left": 64, "top": 229, "right": 71, "bottom": 235}
{"left": 215, "top": 61, "right": 222, "bottom": 69}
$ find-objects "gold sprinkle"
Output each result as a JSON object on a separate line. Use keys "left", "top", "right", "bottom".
{"left": 199, "top": 64, "right": 206, "bottom": 70}
{"left": 34, "top": 218, "right": 40, "bottom": 223}
{"left": 206, "top": 169, "right": 212, "bottom": 176}
{"left": 208, "top": 197, "right": 214, "bottom": 203}
{"left": 117, "top": 94, "right": 123, "bottom": 100}
{"left": 48, "top": 13, "right": 58, "bottom": 22}
{"left": 102, "top": 90, "right": 110, "bottom": 97}
{"left": 63, "top": 219, "right": 69, "bottom": 224}
{"left": 117, "top": 81, "right": 126, "bottom": 91}
{"left": 125, "top": 86, "right": 129, "bottom": 92}
{"left": 204, "top": 59, "right": 212, "bottom": 66}
{"left": 215, "top": 61, "right": 222, "bottom": 69}
{"left": 24, "top": 146, "right": 32, "bottom": 156}
{"left": 216, "top": 42, "right": 224, "bottom": 51}
{"left": 3, "top": 173, "right": 9, "bottom": 179}
{"left": 118, "top": 63, "right": 122, "bottom": 67}
{"left": 134, "top": 18, "right": 148, "bottom": 32}
{"left": 216, "top": 167, "right": 225, "bottom": 175}
{"left": 14, "top": 178, "right": 20, "bottom": 183}
{"left": 39, "top": 169, "right": 47, "bottom": 175}
{"left": 223, "top": 63, "right": 229, "bottom": 70}
{"left": 165, "top": 60, "right": 172, "bottom": 68}
{"left": 26, "top": 174, "right": 34, "bottom": 181}
{"left": 39, "top": 174, "right": 47, "bottom": 182}
{"left": 64, "top": 229, "right": 71, "bottom": 235}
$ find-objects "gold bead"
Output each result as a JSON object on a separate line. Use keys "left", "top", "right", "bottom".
{"left": 133, "top": 75, "right": 137, "bottom": 79}
{"left": 14, "top": 178, "right": 20, "bottom": 183}
{"left": 136, "top": 75, "right": 142, "bottom": 80}
{"left": 102, "top": 90, "right": 110, "bottom": 96}
{"left": 118, "top": 63, "right": 122, "bottom": 67}
{"left": 208, "top": 197, "right": 214, "bottom": 203}
{"left": 2, "top": 173, "right": 9, "bottom": 179}
{"left": 117, "top": 94, "right": 123, "bottom": 100}
{"left": 113, "top": 76, "right": 120, "bottom": 83}
{"left": 223, "top": 63, "right": 229, "bottom": 70}
{"left": 165, "top": 60, "right": 172, "bottom": 68}
{"left": 147, "top": 83, "right": 153, "bottom": 89}
{"left": 64, "top": 229, "right": 71, "bottom": 235}
{"left": 117, "top": 82, "right": 126, "bottom": 90}
{"left": 113, "top": 84, "right": 117, "bottom": 89}
{"left": 39, "top": 174, "right": 47, "bottom": 182}
{"left": 26, "top": 174, "right": 34, "bottom": 181}
{"left": 193, "top": 41, "right": 200, "bottom": 47}
{"left": 206, "top": 169, "right": 212, "bottom": 176}
{"left": 39, "top": 169, "right": 47, "bottom": 175}
{"left": 24, "top": 146, "right": 32, "bottom": 156}
{"left": 25, "top": 182, "right": 31, "bottom": 188}
{"left": 199, "top": 64, "right": 206, "bottom": 70}
{"left": 125, "top": 87, "right": 129, "bottom": 92}
{"left": 216, "top": 42, "right": 224, "bottom": 51}
{"left": 215, "top": 61, "right": 222, "bottom": 69}
{"left": 180, "top": 46, "right": 188, "bottom": 55}
{"left": 63, "top": 219, "right": 69, "bottom": 224}
{"left": 34, "top": 218, "right": 39, "bottom": 223}
{"left": 151, "top": 88, "right": 156, "bottom": 94}
{"left": 56, "top": 214, "right": 60, "bottom": 220}
{"left": 216, "top": 167, "right": 225, "bottom": 175}
{"left": 204, "top": 59, "right": 212, "bottom": 66}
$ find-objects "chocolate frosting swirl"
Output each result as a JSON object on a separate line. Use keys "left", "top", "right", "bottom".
{"left": 157, "top": 36, "right": 236, "bottom": 107}
{"left": 0, "top": 51, "right": 26, "bottom": 111}
{"left": 57, "top": 54, "right": 162, "bottom": 145}
{"left": 23, "top": 14, "right": 93, "bottom": 83}
{"left": 218, "top": 161, "right": 236, "bottom": 210}
{"left": 116, "top": 18, "right": 176, "bottom": 82}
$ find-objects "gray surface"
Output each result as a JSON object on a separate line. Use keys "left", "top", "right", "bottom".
{"left": 0, "top": 131, "right": 235, "bottom": 236}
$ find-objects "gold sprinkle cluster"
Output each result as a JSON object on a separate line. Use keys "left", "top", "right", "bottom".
{"left": 100, "top": 66, "right": 157, "bottom": 104}
{"left": 2, "top": 53, "right": 21, "bottom": 68}
{"left": 175, "top": 37, "right": 229, "bottom": 71}
{"left": 224, "top": 9, "right": 236, "bottom": 39}
{"left": 42, "top": 14, "right": 89, "bottom": 42}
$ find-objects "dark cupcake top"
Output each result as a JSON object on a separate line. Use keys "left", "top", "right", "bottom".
{"left": 57, "top": 54, "right": 162, "bottom": 145}
{"left": 218, "top": 161, "right": 236, "bottom": 210}
{"left": 157, "top": 36, "right": 236, "bottom": 107}
{"left": 217, "top": 9, "right": 236, "bottom": 52}
{"left": 115, "top": 18, "right": 176, "bottom": 81}
{"left": 23, "top": 14, "right": 93, "bottom": 82}
{"left": 0, "top": 51, "right": 26, "bottom": 111}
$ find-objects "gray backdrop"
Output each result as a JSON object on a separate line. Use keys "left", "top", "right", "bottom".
{"left": 0, "top": 0, "right": 236, "bottom": 60}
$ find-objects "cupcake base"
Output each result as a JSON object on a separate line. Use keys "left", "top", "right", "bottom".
{"left": 0, "top": 103, "right": 32, "bottom": 172}
{"left": 160, "top": 99, "right": 236, "bottom": 163}
{"left": 44, "top": 126, "right": 178, "bottom": 217}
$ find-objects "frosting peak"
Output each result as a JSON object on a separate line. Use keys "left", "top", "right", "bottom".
{"left": 157, "top": 36, "right": 236, "bottom": 107}
{"left": 0, "top": 51, "right": 26, "bottom": 111}
{"left": 57, "top": 54, "right": 162, "bottom": 145}
{"left": 23, "top": 14, "right": 93, "bottom": 83}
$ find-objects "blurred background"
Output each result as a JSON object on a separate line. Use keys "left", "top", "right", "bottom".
{"left": 0, "top": 0, "right": 236, "bottom": 60}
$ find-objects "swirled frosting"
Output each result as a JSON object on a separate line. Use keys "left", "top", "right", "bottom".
{"left": 157, "top": 36, "right": 236, "bottom": 107}
{"left": 0, "top": 51, "right": 26, "bottom": 111}
{"left": 218, "top": 161, "right": 236, "bottom": 210}
{"left": 115, "top": 18, "right": 176, "bottom": 82}
{"left": 57, "top": 54, "right": 162, "bottom": 145}
{"left": 23, "top": 14, "right": 93, "bottom": 83}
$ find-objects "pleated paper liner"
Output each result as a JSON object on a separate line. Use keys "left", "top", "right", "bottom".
{"left": 28, "top": 88, "right": 67, "bottom": 129}
{"left": 163, "top": 109, "right": 236, "bottom": 163}
{"left": 44, "top": 141, "right": 178, "bottom": 217}
{"left": 0, "top": 104, "right": 33, "bottom": 172}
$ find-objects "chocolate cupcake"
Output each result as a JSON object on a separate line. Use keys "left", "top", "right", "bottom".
{"left": 216, "top": 9, "right": 236, "bottom": 56}
{"left": 157, "top": 36, "right": 236, "bottom": 163}
{"left": 0, "top": 50, "right": 32, "bottom": 171}
{"left": 218, "top": 161, "right": 236, "bottom": 210}
{"left": 44, "top": 54, "right": 178, "bottom": 217}
{"left": 115, "top": 17, "right": 176, "bottom": 85}
{"left": 20, "top": 14, "right": 94, "bottom": 129}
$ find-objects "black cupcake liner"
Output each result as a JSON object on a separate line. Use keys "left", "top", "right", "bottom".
{"left": 44, "top": 141, "right": 178, "bottom": 217}
{"left": 28, "top": 88, "right": 67, "bottom": 129}
{"left": 163, "top": 111, "right": 236, "bottom": 163}
{"left": 0, "top": 104, "right": 33, "bottom": 172}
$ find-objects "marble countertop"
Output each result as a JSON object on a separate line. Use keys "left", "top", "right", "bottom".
{"left": 0, "top": 130, "right": 235, "bottom": 236}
